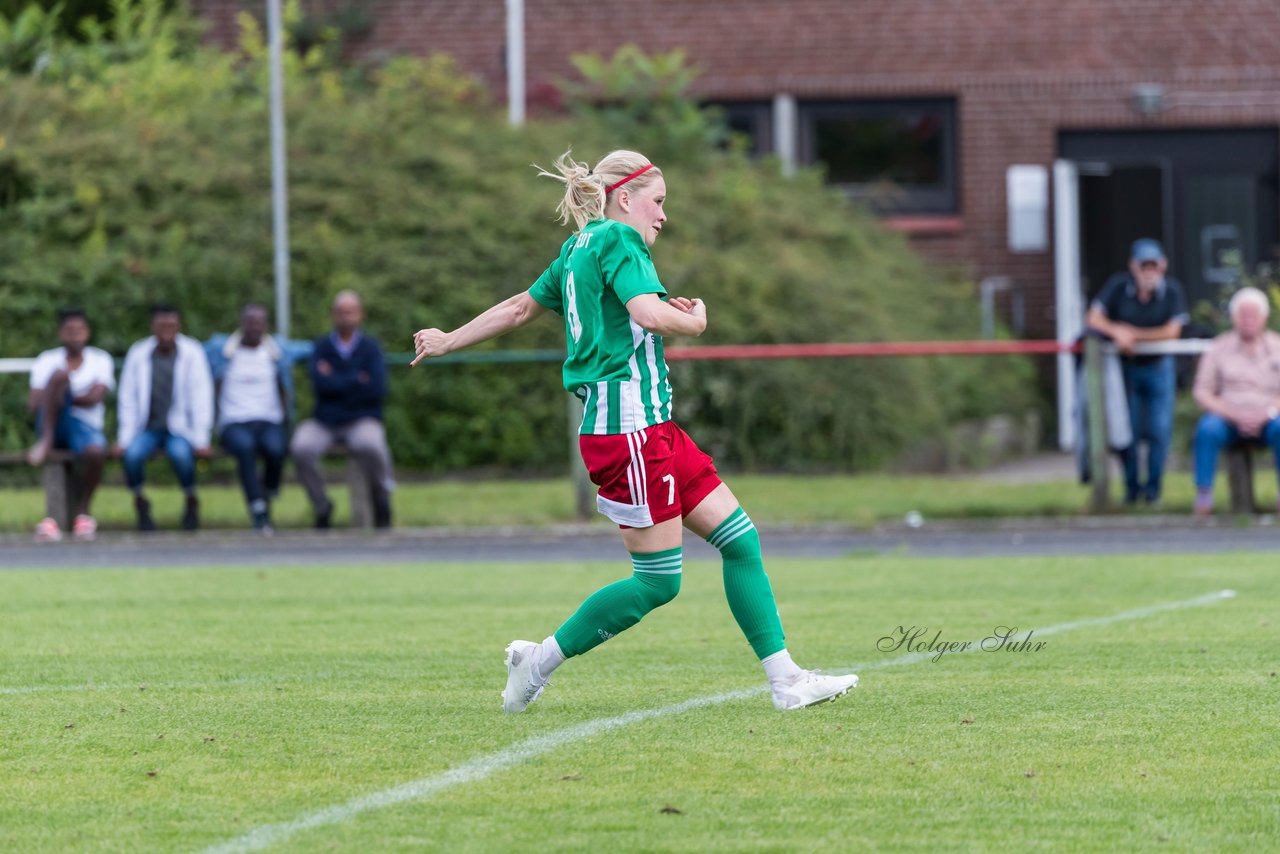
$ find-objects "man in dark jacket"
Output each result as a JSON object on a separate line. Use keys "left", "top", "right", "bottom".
{"left": 1085, "top": 238, "right": 1188, "bottom": 505}
{"left": 290, "top": 290, "right": 394, "bottom": 528}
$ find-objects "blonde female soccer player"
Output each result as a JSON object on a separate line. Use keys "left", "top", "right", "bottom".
{"left": 412, "top": 150, "right": 858, "bottom": 712}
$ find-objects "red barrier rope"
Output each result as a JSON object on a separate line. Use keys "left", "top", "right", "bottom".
{"left": 665, "top": 340, "right": 1072, "bottom": 361}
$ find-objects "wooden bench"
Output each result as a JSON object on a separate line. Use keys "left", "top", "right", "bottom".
{"left": 0, "top": 450, "right": 84, "bottom": 530}
{"left": 0, "top": 447, "right": 379, "bottom": 530}
{"left": 1225, "top": 446, "right": 1261, "bottom": 514}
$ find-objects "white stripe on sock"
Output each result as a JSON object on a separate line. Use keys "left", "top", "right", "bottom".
{"left": 709, "top": 515, "right": 754, "bottom": 549}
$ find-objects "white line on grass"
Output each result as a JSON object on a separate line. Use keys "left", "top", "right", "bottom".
{"left": 198, "top": 588, "right": 1236, "bottom": 854}
{"left": 0, "top": 674, "right": 338, "bottom": 696}
{"left": 0, "top": 677, "right": 257, "bottom": 696}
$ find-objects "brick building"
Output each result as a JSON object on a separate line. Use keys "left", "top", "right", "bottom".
{"left": 194, "top": 0, "right": 1280, "bottom": 339}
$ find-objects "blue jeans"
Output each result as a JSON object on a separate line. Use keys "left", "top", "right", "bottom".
{"left": 1119, "top": 356, "right": 1175, "bottom": 502}
{"left": 221, "top": 421, "right": 287, "bottom": 505}
{"left": 1193, "top": 414, "right": 1280, "bottom": 490}
{"left": 35, "top": 390, "right": 107, "bottom": 453}
{"left": 123, "top": 429, "right": 196, "bottom": 492}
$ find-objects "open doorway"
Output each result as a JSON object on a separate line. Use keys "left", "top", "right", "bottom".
{"left": 1076, "top": 161, "right": 1169, "bottom": 304}
{"left": 1060, "top": 128, "right": 1280, "bottom": 309}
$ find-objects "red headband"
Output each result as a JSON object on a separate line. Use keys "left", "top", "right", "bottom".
{"left": 604, "top": 164, "right": 654, "bottom": 194}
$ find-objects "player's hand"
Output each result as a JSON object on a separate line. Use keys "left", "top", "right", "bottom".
{"left": 411, "top": 328, "right": 451, "bottom": 367}
{"left": 668, "top": 296, "right": 694, "bottom": 313}
{"left": 316, "top": 359, "right": 333, "bottom": 376}
{"left": 684, "top": 298, "right": 707, "bottom": 336}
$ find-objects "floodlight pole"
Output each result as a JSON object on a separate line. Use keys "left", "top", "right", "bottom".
{"left": 267, "top": 0, "right": 292, "bottom": 339}
{"left": 506, "top": 0, "right": 525, "bottom": 126}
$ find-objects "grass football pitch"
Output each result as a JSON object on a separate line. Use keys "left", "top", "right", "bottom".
{"left": 2, "top": 550, "right": 1277, "bottom": 852}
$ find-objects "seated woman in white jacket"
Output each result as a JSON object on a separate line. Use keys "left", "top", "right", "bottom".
{"left": 116, "top": 304, "right": 215, "bottom": 531}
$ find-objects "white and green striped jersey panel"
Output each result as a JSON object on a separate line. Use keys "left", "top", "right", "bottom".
{"left": 527, "top": 219, "right": 674, "bottom": 435}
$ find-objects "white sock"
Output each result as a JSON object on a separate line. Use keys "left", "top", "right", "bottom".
{"left": 761, "top": 649, "right": 804, "bottom": 688}
{"left": 534, "top": 635, "right": 566, "bottom": 682}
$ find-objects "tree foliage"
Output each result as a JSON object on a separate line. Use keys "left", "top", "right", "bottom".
{"left": 0, "top": 4, "right": 1035, "bottom": 470}
{"left": 0, "top": 2, "right": 59, "bottom": 71}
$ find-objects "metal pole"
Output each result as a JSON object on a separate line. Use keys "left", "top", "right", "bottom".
{"left": 772, "top": 93, "right": 797, "bottom": 177}
{"left": 506, "top": 0, "right": 525, "bottom": 127}
{"left": 267, "top": 0, "right": 292, "bottom": 339}
{"left": 1052, "top": 159, "right": 1082, "bottom": 451}
{"left": 1084, "top": 336, "right": 1110, "bottom": 513}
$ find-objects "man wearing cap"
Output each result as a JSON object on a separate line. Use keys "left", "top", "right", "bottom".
{"left": 1086, "top": 238, "right": 1189, "bottom": 505}
{"left": 1190, "top": 287, "right": 1280, "bottom": 516}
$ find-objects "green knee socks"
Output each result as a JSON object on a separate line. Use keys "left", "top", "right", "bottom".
{"left": 707, "top": 508, "right": 786, "bottom": 660}
{"left": 553, "top": 547, "right": 682, "bottom": 658}
{"left": 551, "top": 509, "right": 783, "bottom": 662}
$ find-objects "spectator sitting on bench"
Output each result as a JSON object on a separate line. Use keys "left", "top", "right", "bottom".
{"left": 1192, "top": 286, "right": 1280, "bottom": 516}
{"left": 291, "top": 290, "right": 394, "bottom": 529}
{"left": 116, "top": 304, "right": 214, "bottom": 532}
{"left": 206, "top": 304, "right": 303, "bottom": 534}
{"left": 27, "top": 308, "right": 116, "bottom": 542}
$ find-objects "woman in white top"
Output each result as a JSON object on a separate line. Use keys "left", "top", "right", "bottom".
{"left": 211, "top": 304, "right": 290, "bottom": 532}
{"left": 27, "top": 309, "right": 116, "bottom": 541}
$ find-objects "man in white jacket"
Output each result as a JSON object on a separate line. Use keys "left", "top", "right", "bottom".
{"left": 116, "top": 304, "right": 214, "bottom": 531}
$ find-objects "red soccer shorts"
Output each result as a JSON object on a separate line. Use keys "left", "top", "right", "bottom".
{"left": 578, "top": 421, "right": 722, "bottom": 528}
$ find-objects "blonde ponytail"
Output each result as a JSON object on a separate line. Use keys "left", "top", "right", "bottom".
{"left": 537, "top": 149, "right": 662, "bottom": 231}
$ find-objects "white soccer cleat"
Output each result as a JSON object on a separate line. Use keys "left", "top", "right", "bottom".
{"left": 772, "top": 670, "right": 859, "bottom": 711}
{"left": 502, "top": 640, "right": 549, "bottom": 714}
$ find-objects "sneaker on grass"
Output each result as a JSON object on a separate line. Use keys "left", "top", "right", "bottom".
{"left": 772, "top": 670, "right": 859, "bottom": 711}
{"left": 502, "top": 640, "right": 549, "bottom": 714}
{"left": 34, "top": 517, "right": 63, "bottom": 543}
{"left": 72, "top": 514, "right": 97, "bottom": 542}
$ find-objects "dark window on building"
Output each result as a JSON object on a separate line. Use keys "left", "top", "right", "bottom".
{"left": 799, "top": 98, "right": 959, "bottom": 214}
{"left": 707, "top": 101, "right": 772, "bottom": 156}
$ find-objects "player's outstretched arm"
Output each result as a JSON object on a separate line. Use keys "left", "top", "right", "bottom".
{"left": 412, "top": 292, "right": 547, "bottom": 366}
{"left": 626, "top": 293, "right": 706, "bottom": 338}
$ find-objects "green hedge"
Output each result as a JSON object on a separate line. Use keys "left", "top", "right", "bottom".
{"left": 0, "top": 3, "right": 1035, "bottom": 471}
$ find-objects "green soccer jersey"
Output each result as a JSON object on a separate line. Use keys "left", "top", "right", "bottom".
{"left": 528, "top": 218, "right": 674, "bottom": 435}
